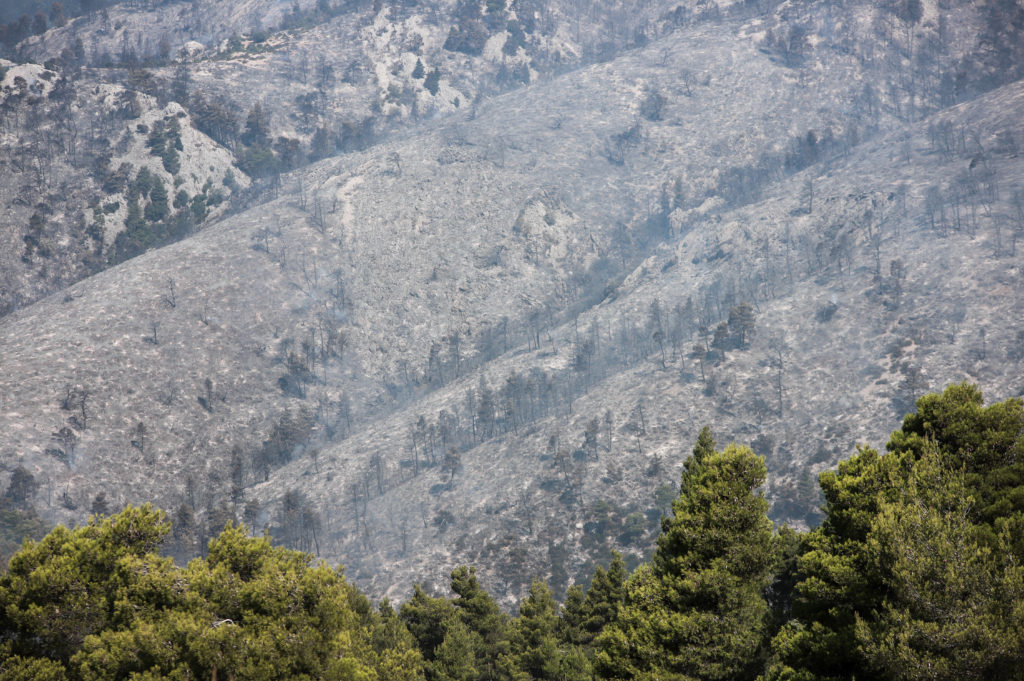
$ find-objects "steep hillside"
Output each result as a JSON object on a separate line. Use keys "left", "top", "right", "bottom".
{"left": 0, "top": 58, "right": 248, "bottom": 315}
{"left": 286, "top": 76, "right": 1024, "bottom": 602}
{"left": 1, "top": 0, "right": 727, "bottom": 313}
{"left": 5, "top": 0, "right": 1018, "bottom": 310}
{"left": 1, "top": 0, "right": 1023, "bottom": 605}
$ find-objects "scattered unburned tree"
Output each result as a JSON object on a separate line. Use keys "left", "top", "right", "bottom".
{"left": 4, "top": 466, "right": 39, "bottom": 506}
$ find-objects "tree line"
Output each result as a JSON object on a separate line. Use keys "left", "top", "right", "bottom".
{"left": 2, "top": 382, "right": 1023, "bottom": 680}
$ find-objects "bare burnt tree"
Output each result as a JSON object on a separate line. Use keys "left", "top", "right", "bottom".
{"left": 144, "top": 319, "right": 159, "bottom": 345}
{"left": 768, "top": 335, "right": 789, "bottom": 417}
{"left": 161, "top": 277, "right": 176, "bottom": 308}
{"left": 130, "top": 421, "right": 146, "bottom": 453}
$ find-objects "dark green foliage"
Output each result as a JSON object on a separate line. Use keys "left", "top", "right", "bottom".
{"left": 853, "top": 454, "right": 1023, "bottom": 681}
{"left": 122, "top": 195, "right": 143, "bottom": 233}
{"left": 433, "top": 617, "right": 478, "bottom": 681}
{"left": 239, "top": 143, "right": 278, "bottom": 178}
{"left": 728, "top": 302, "right": 756, "bottom": 347}
{"left": 0, "top": 505, "right": 170, "bottom": 664}
{"left": 132, "top": 167, "right": 154, "bottom": 198}
{"left": 189, "top": 94, "right": 238, "bottom": 147}
{"left": 400, "top": 583, "right": 480, "bottom": 681}
{"left": 143, "top": 178, "right": 169, "bottom": 222}
{"left": 595, "top": 434, "right": 778, "bottom": 681}
{"left": 887, "top": 383, "right": 1024, "bottom": 550}
{"left": 400, "top": 567, "right": 512, "bottom": 681}
{"left": 241, "top": 102, "right": 271, "bottom": 148}
{"left": 765, "top": 525, "right": 802, "bottom": 630}
{"left": 450, "top": 566, "right": 511, "bottom": 681}
{"left": 507, "top": 579, "right": 560, "bottom": 679}
{"left": 503, "top": 579, "right": 590, "bottom": 681}
{"left": 766, "top": 384, "right": 1024, "bottom": 681}
{"left": 190, "top": 193, "right": 208, "bottom": 222}
{"left": 273, "top": 135, "right": 303, "bottom": 171}
{"left": 560, "top": 551, "right": 626, "bottom": 649}
{"left": 369, "top": 599, "right": 428, "bottom": 681}
{"left": 0, "top": 508, "right": 425, "bottom": 681}
{"left": 108, "top": 159, "right": 207, "bottom": 265}
{"left": 101, "top": 162, "right": 131, "bottom": 195}
{"left": 145, "top": 117, "right": 182, "bottom": 175}
{"left": 146, "top": 122, "right": 166, "bottom": 153}
{"left": 401, "top": 584, "right": 458, "bottom": 667}
{"left": 412, "top": 58, "right": 425, "bottom": 79}
{"left": 173, "top": 189, "right": 189, "bottom": 210}
{"left": 110, "top": 194, "right": 193, "bottom": 266}
{"left": 0, "top": 654, "right": 68, "bottom": 680}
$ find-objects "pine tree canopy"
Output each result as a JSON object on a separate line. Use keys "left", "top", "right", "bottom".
{"left": 2, "top": 385, "right": 1023, "bottom": 681}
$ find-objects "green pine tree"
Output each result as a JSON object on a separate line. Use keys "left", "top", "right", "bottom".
{"left": 0, "top": 505, "right": 172, "bottom": 666}
{"left": 595, "top": 436, "right": 778, "bottom": 681}
{"left": 401, "top": 584, "right": 458, "bottom": 667}
{"left": 370, "top": 600, "right": 428, "bottom": 681}
{"left": 241, "top": 101, "right": 271, "bottom": 148}
{"left": 144, "top": 178, "right": 169, "bottom": 223}
{"left": 504, "top": 579, "right": 582, "bottom": 681}
{"left": 853, "top": 448, "right": 1024, "bottom": 681}
{"left": 450, "top": 566, "right": 511, "bottom": 681}
{"left": 124, "top": 195, "right": 144, "bottom": 233}
{"left": 0, "top": 654, "right": 68, "bottom": 680}
{"left": 559, "top": 551, "right": 626, "bottom": 648}
{"left": 434, "top": 616, "right": 479, "bottom": 681}
{"left": 766, "top": 384, "right": 1024, "bottom": 681}
{"left": 0, "top": 507, "right": 416, "bottom": 681}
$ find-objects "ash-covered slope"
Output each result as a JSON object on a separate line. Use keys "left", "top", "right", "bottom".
{"left": 4, "top": 0, "right": 1016, "bottom": 311}
{"left": 0, "top": 0, "right": 732, "bottom": 314}
{"left": 1, "top": 0, "right": 1023, "bottom": 604}
{"left": 1, "top": 10, "right": 883, "bottom": 525}
{"left": 274, "top": 77, "right": 1024, "bottom": 604}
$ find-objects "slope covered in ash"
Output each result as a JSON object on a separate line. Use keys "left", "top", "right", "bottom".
{"left": 283, "top": 76, "right": 1024, "bottom": 602}
{"left": 0, "top": 0, "right": 725, "bottom": 313}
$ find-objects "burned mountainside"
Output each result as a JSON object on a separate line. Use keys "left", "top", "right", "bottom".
{"left": 0, "top": 0, "right": 1023, "bottom": 604}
